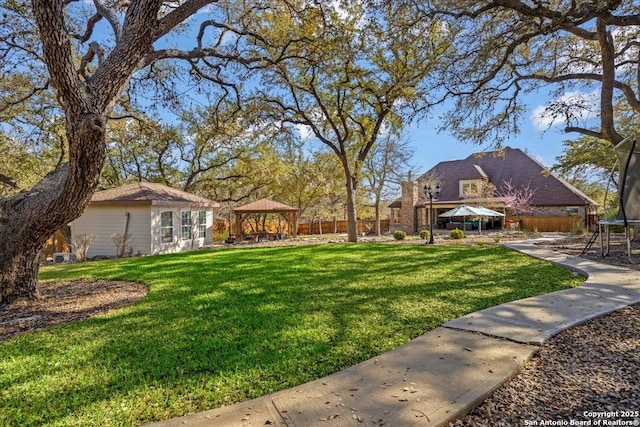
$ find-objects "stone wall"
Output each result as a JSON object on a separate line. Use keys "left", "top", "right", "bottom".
{"left": 400, "top": 180, "right": 418, "bottom": 234}
{"left": 390, "top": 179, "right": 419, "bottom": 234}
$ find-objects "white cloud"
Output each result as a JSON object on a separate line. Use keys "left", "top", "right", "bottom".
{"left": 295, "top": 124, "right": 314, "bottom": 141}
{"left": 531, "top": 90, "right": 600, "bottom": 131}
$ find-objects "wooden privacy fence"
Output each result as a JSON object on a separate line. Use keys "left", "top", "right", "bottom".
{"left": 297, "top": 219, "right": 390, "bottom": 235}
{"left": 43, "top": 230, "right": 70, "bottom": 259}
{"left": 214, "top": 219, "right": 291, "bottom": 235}
{"left": 214, "top": 219, "right": 390, "bottom": 237}
{"left": 508, "top": 215, "right": 582, "bottom": 233}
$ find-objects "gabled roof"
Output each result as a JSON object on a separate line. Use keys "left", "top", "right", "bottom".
{"left": 233, "top": 198, "right": 298, "bottom": 213}
{"left": 418, "top": 147, "right": 597, "bottom": 206}
{"left": 90, "top": 182, "right": 219, "bottom": 207}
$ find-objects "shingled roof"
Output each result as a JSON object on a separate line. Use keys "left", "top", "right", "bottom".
{"left": 90, "top": 182, "right": 219, "bottom": 207}
{"left": 417, "top": 147, "right": 597, "bottom": 206}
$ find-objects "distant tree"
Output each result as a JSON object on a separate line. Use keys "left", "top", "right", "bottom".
{"left": 0, "top": 133, "right": 58, "bottom": 198}
{"left": 498, "top": 179, "right": 536, "bottom": 220}
{"left": 564, "top": 175, "right": 617, "bottom": 220}
{"left": 102, "top": 118, "right": 183, "bottom": 188}
{"left": 226, "top": 1, "right": 449, "bottom": 242}
{"left": 363, "top": 133, "right": 414, "bottom": 236}
{"left": 554, "top": 136, "right": 618, "bottom": 184}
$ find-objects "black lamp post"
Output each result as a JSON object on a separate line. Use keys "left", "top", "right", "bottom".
{"left": 423, "top": 184, "right": 441, "bottom": 244}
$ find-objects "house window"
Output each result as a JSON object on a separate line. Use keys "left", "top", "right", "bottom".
{"left": 181, "top": 211, "right": 192, "bottom": 239}
{"left": 420, "top": 208, "right": 428, "bottom": 226}
{"left": 459, "top": 180, "right": 481, "bottom": 197}
{"left": 161, "top": 211, "right": 173, "bottom": 243}
{"left": 197, "top": 210, "right": 207, "bottom": 238}
{"left": 567, "top": 207, "right": 579, "bottom": 216}
{"left": 392, "top": 208, "right": 400, "bottom": 224}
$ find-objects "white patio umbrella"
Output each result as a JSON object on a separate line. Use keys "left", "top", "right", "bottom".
{"left": 474, "top": 206, "right": 505, "bottom": 217}
{"left": 438, "top": 205, "right": 504, "bottom": 234}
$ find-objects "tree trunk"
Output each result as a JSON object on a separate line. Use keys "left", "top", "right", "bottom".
{"left": 1, "top": 1, "right": 193, "bottom": 304}
{"left": 0, "top": 114, "right": 107, "bottom": 304}
{"left": 374, "top": 195, "right": 381, "bottom": 237}
{"left": 0, "top": 241, "right": 43, "bottom": 303}
{"left": 344, "top": 176, "right": 359, "bottom": 243}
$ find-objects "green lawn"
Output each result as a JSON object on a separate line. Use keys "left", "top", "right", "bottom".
{"left": 0, "top": 243, "right": 583, "bottom": 426}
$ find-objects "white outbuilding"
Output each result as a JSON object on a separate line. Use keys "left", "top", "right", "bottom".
{"left": 70, "top": 182, "right": 219, "bottom": 259}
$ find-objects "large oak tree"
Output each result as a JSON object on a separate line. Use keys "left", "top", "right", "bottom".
{"left": 223, "top": 1, "right": 450, "bottom": 242}
{"left": 0, "top": 0, "right": 246, "bottom": 303}
{"left": 422, "top": 0, "right": 640, "bottom": 147}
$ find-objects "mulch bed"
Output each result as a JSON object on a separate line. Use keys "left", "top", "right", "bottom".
{"left": 0, "top": 279, "right": 147, "bottom": 342}
{"left": 537, "top": 233, "right": 640, "bottom": 271}
{"left": 449, "top": 303, "right": 640, "bottom": 426}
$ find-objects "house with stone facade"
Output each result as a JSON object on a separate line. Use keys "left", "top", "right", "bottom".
{"left": 389, "top": 147, "right": 598, "bottom": 234}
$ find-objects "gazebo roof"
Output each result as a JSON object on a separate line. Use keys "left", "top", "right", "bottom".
{"left": 233, "top": 198, "right": 298, "bottom": 213}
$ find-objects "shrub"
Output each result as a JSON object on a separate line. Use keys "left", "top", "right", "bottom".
{"left": 419, "top": 229, "right": 430, "bottom": 240}
{"left": 393, "top": 230, "right": 406, "bottom": 240}
{"left": 449, "top": 228, "right": 465, "bottom": 239}
{"left": 214, "top": 231, "right": 230, "bottom": 242}
{"left": 575, "top": 226, "right": 587, "bottom": 236}
{"left": 73, "top": 233, "right": 96, "bottom": 262}
{"left": 111, "top": 233, "right": 133, "bottom": 258}
{"left": 493, "top": 235, "right": 501, "bottom": 243}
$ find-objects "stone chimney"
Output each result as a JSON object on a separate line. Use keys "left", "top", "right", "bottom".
{"left": 400, "top": 172, "right": 418, "bottom": 234}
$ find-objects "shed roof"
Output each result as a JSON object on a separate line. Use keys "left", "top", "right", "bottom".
{"left": 90, "top": 182, "right": 219, "bottom": 207}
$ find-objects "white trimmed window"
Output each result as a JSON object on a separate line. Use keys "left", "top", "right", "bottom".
{"left": 181, "top": 211, "right": 192, "bottom": 239}
{"left": 160, "top": 211, "right": 173, "bottom": 243}
{"left": 459, "top": 180, "right": 481, "bottom": 197}
{"left": 197, "top": 211, "right": 207, "bottom": 238}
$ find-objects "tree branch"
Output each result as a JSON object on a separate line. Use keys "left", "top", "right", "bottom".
{"left": 156, "top": 0, "right": 217, "bottom": 39}
{"left": 0, "top": 81, "right": 50, "bottom": 114}
{"left": 78, "top": 42, "right": 106, "bottom": 80}
{"left": 596, "top": 16, "right": 623, "bottom": 143}
{"left": 31, "top": 1, "right": 84, "bottom": 113}
{"left": 0, "top": 173, "right": 19, "bottom": 190}
{"left": 565, "top": 126, "right": 604, "bottom": 140}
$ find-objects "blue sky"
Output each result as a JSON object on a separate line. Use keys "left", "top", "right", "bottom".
{"left": 76, "top": 2, "right": 587, "bottom": 176}
{"left": 406, "top": 87, "right": 598, "bottom": 174}
{"left": 408, "top": 111, "right": 566, "bottom": 174}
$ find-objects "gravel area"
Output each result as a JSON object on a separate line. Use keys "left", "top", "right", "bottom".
{"left": 450, "top": 235, "right": 640, "bottom": 426}
{"left": 449, "top": 303, "right": 640, "bottom": 426}
{"left": 537, "top": 233, "right": 640, "bottom": 272}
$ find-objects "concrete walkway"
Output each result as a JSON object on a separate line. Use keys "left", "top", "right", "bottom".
{"left": 147, "top": 238, "right": 640, "bottom": 427}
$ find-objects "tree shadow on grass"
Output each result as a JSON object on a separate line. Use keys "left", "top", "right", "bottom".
{"left": 1, "top": 244, "right": 583, "bottom": 426}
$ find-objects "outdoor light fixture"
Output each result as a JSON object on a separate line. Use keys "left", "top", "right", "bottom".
{"left": 423, "top": 184, "right": 441, "bottom": 244}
